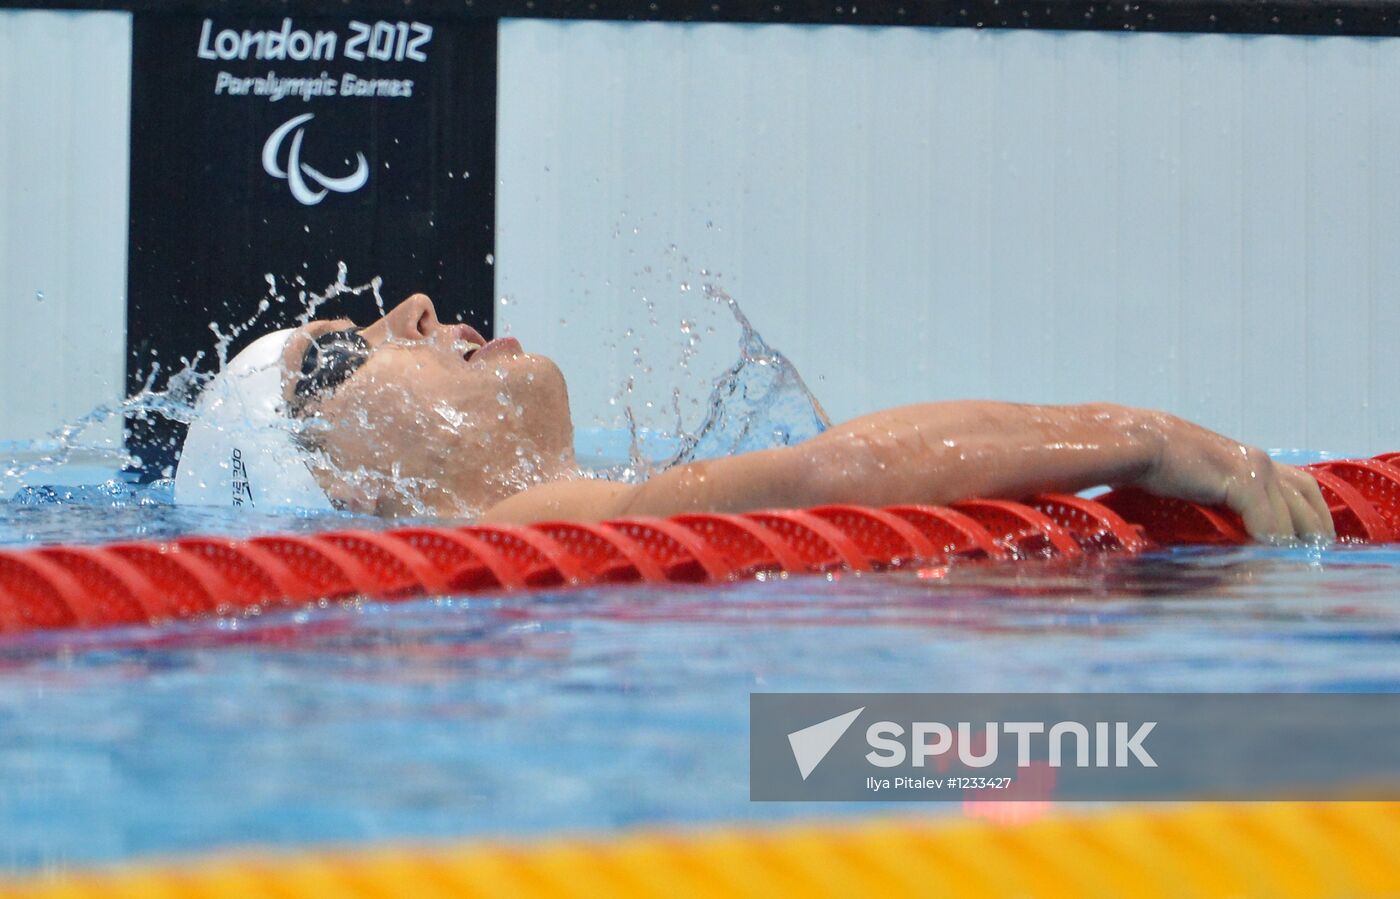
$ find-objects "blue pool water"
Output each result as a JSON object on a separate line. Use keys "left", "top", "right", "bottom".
{"left": 2, "top": 530, "right": 1400, "bottom": 874}
{"left": 0, "top": 445, "right": 1397, "bottom": 876}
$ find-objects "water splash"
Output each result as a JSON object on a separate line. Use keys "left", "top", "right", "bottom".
{"left": 209, "top": 264, "right": 384, "bottom": 369}
{"left": 619, "top": 285, "right": 831, "bottom": 478}
{"left": 1, "top": 360, "right": 211, "bottom": 488}
{"left": 3, "top": 266, "right": 387, "bottom": 499}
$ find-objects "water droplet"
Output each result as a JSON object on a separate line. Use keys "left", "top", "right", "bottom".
{"left": 485, "top": 253, "right": 495, "bottom": 265}
{"left": 34, "top": 290, "right": 44, "bottom": 303}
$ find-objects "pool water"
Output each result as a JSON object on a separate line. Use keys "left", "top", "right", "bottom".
{"left": 1, "top": 529, "right": 1398, "bottom": 875}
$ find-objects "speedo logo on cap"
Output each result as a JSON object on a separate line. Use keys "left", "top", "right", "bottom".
{"left": 231, "top": 448, "right": 253, "bottom": 506}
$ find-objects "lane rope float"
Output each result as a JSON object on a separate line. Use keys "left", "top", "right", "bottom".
{"left": 1, "top": 455, "right": 1396, "bottom": 636}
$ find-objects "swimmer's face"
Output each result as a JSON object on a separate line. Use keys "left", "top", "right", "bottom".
{"left": 282, "top": 294, "right": 575, "bottom": 516}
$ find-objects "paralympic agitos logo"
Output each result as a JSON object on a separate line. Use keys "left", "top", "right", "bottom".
{"left": 261, "top": 113, "right": 369, "bottom": 206}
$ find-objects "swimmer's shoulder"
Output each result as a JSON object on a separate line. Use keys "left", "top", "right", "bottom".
{"left": 478, "top": 475, "right": 635, "bottom": 525}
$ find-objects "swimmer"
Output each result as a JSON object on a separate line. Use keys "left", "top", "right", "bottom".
{"left": 174, "top": 294, "right": 1335, "bottom": 542}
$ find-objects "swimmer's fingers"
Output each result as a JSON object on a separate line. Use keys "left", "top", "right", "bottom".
{"left": 1229, "top": 479, "right": 1286, "bottom": 542}
{"left": 1281, "top": 485, "right": 1328, "bottom": 542}
{"left": 1267, "top": 481, "right": 1295, "bottom": 541}
{"left": 1232, "top": 468, "right": 1336, "bottom": 544}
{"left": 1282, "top": 467, "right": 1336, "bottom": 542}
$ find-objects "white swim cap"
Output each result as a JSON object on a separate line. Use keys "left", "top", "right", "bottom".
{"left": 173, "top": 328, "right": 334, "bottom": 511}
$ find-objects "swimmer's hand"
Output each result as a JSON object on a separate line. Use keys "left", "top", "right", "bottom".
{"left": 1131, "top": 413, "right": 1335, "bottom": 543}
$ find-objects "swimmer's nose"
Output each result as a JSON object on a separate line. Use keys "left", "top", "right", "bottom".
{"left": 381, "top": 293, "right": 440, "bottom": 343}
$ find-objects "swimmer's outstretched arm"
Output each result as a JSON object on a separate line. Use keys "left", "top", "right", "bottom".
{"left": 480, "top": 401, "right": 1334, "bottom": 542}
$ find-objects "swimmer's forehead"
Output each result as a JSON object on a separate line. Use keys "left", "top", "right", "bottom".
{"left": 280, "top": 318, "right": 356, "bottom": 402}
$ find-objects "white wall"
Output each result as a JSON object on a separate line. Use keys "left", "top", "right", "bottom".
{"left": 497, "top": 22, "right": 1400, "bottom": 456}
{"left": 0, "top": 10, "right": 131, "bottom": 453}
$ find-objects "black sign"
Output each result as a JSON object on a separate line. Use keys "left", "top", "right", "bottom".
{"left": 126, "top": 14, "right": 497, "bottom": 474}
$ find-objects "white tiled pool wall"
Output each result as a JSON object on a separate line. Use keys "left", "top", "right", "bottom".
{"left": 0, "top": 11, "right": 130, "bottom": 451}
{"left": 3, "top": 11, "right": 1397, "bottom": 455}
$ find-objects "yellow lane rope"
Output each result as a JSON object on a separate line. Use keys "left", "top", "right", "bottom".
{"left": 4, "top": 802, "right": 1399, "bottom": 899}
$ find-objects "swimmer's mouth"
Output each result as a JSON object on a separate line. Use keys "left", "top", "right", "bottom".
{"left": 457, "top": 337, "right": 522, "bottom": 364}
{"left": 450, "top": 324, "right": 489, "bottom": 363}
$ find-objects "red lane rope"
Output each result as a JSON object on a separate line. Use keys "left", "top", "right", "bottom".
{"left": 1309, "top": 459, "right": 1400, "bottom": 537}
{"left": 1306, "top": 469, "right": 1395, "bottom": 543}
{"left": 950, "top": 499, "right": 1084, "bottom": 559}
{"left": 668, "top": 513, "right": 803, "bottom": 576}
{"left": 1029, "top": 493, "right": 1149, "bottom": 553}
{"left": 1096, "top": 487, "right": 1251, "bottom": 545}
{"left": 0, "top": 457, "right": 1392, "bottom": 637}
